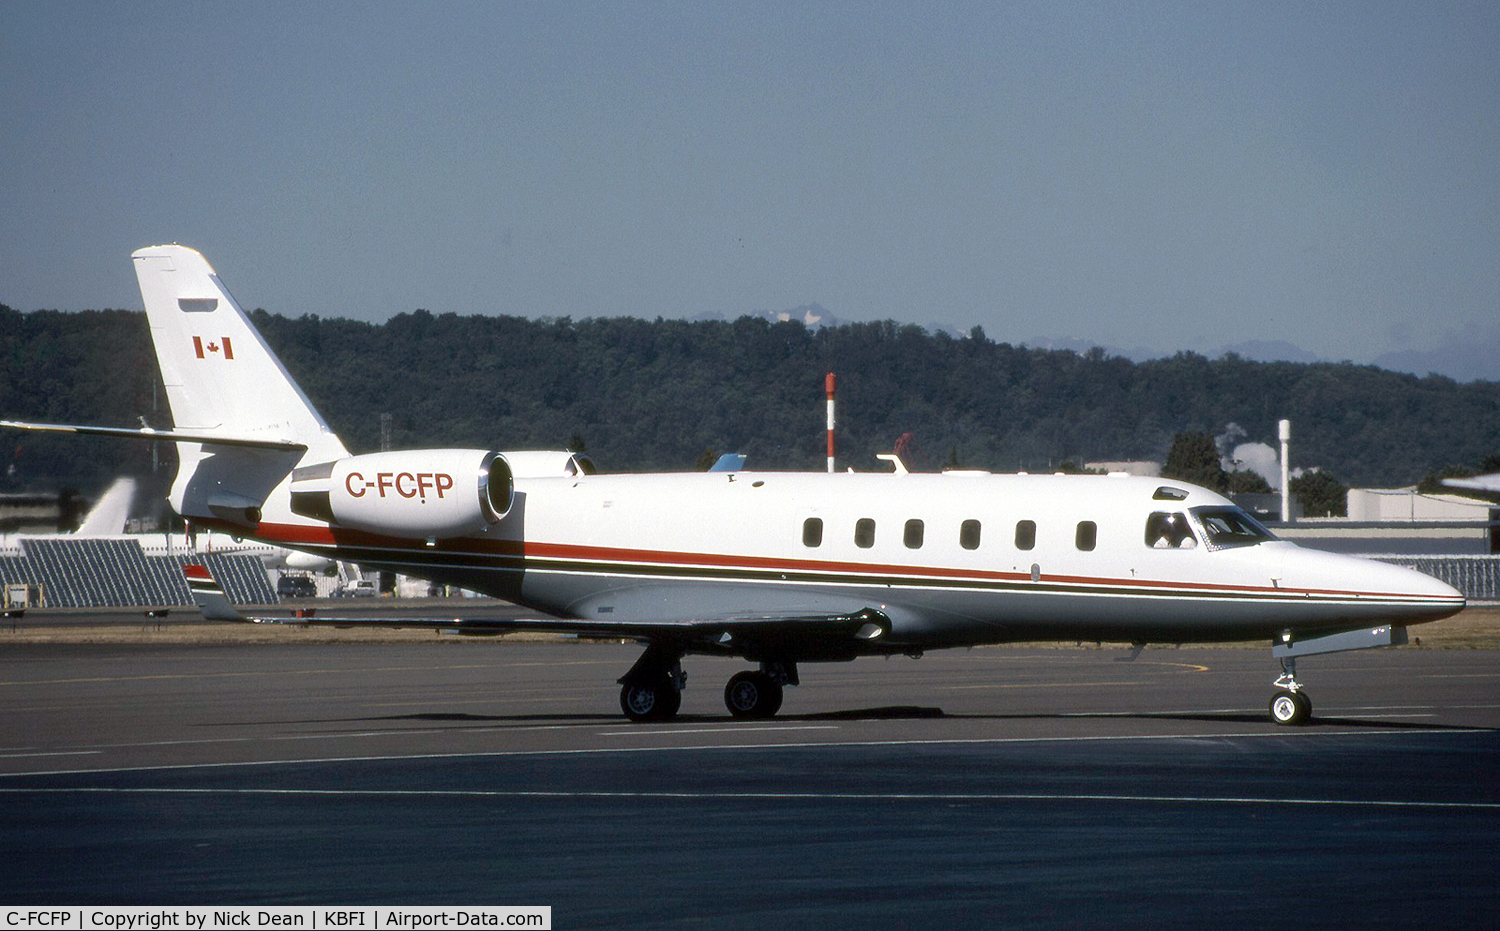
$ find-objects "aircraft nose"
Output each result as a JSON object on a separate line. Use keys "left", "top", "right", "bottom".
{"left": 1282, "top": 548, "right": 1465, "bottom": 621}
{"left": 1365, "top": 557, "right": 1466, "bottom": 619}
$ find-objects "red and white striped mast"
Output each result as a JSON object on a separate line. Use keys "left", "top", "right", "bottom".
{"left": 825, "top": 371, "right": 837, "bottom": 473}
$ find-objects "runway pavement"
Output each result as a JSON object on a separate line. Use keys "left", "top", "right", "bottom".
{"left": 1, "top": 625, "right": 1497, "bottom": 928}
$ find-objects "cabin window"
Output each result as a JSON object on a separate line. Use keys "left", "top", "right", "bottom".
{"left": 904, "top": 519, "right": 924, "bottom": 549}
{"left": 1145, "top": 512, "right": 1197, "bottom": 549}
{"left": 960, "top": 519, "right": 981, "bottom": 550}
{"left": 1075, "top": 521, "right": 1097, "bottom": 551}
{"left": 855, "top": 518, "right": 876, "bottom": 548}
{"left": 802, "top": 517, "right": 823, "bottom": 548}
{"left": 1015, "top": 520, "right": 1036, "bottom": 551}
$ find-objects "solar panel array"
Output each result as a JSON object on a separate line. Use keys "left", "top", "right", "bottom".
{"left": 0, "top": 539, "right": 275, "bottom": 607}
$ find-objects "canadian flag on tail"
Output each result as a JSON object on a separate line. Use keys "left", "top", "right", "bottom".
{"left": 192, "top": 336, "right": 234, "bottom": 360}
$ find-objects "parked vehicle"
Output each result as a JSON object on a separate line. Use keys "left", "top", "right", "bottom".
{"left": 333, "top": 579, "right": 377, "bottom": 598}
{"left": 277, "top": 575, "right": 317, "bottom": 598}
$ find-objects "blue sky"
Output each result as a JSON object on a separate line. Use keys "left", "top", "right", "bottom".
{"left": 3, "top": 1, "right": 1496, "bottom": 377}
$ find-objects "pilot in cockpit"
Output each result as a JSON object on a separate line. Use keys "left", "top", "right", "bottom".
{"left": 1147, "top": 512, "right": 1198, "bottom": 549}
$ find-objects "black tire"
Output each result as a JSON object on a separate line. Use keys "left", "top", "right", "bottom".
{"left": 1293, "top": 689, "right": 1312, "bottom": 722}
{"left": 620, "top": 680, "right": 680, "bottom": 722}
{"left": 658, "top": 683, "right": 682, "bottom": 719}
{"left": 1269, "top": 689, "right": 1311, "bottom": 726}
{"left": 724, "top": 671, "right": 784, "bottom": 719}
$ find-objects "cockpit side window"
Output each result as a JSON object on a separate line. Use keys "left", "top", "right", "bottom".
{"left": 1145, "top": 512, "right": 1198, "bottom": 549}
{"left": 1191, "top": 507, "right": 1277, "bottom": 549}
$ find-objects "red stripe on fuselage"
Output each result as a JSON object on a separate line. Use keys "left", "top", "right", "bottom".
{"left": 236, "top": 519, "right": 1457, "bottom": 606}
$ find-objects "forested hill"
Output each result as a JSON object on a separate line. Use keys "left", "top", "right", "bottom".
{"left": 3, "top": 303, "right": 1498, "bottom": 500}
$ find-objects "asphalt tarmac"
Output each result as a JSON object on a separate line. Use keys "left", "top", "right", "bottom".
{"left": 1, "top": 621, "right": 1497, "bottom": 928}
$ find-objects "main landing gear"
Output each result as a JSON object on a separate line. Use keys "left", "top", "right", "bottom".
{"left": 618, "top": 648, "right": 797, "bottom": 722}
{"left": 725, "top": 662, "right": 796, "bottom": 719}
{"left": 618, "top": 645, "right": 686, "bottom": 722}
{"left": 619, "top": 675, "right": 682, "bottom": 721}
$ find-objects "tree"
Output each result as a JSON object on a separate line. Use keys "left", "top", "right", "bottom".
{"left": 1161, "top": 433, "right": 1229, "bottom": 492}
{"left": 1227, "top": 469, "right": 1273, "bottom": 494}
{"left": 9, "top": 306, "right": 1500, "bottom": 496}
{"left": 1291, "top": 470, "right": 1348, "bottom": 517}
{"left": 1057, "top": 460, "right": 1104, "bottom": 475}
{"left": 1417, "top": 465, "right": 1474, "bottom": 495}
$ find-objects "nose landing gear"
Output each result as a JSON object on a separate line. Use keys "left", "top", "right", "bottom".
{"left": 1269, "top": 657, "right": 1311, "bottom": 725}
{"left": 1268, "top": 624, "right": 1407, "bottom": 726}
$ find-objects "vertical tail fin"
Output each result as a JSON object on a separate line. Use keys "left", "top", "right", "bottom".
{"left": 133, "top": 245, "right": 345, "bottom": 456}
{"left": 132, "top": 245, "right": 349, "bottom": 524}
{"left": 73, "top": 477, "right": 136, "bottom": 536}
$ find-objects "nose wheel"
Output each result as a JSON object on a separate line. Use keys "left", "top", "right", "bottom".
{"left": 1269, "top": 656, "right": 1312, "bottom": 725}
{"left": 1269, "top": 688, "right": 1311, "bottom": 725}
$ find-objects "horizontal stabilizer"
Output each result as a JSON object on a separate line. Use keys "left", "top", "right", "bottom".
{"left": 0, "top": 419, "right": 307, "bottom": 452}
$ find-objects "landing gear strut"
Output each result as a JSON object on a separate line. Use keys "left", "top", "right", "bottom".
{"left": 1269, "top": 656, "right": 1312, "bottom": 726}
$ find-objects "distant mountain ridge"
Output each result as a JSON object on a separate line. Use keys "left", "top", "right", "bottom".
{"left": 690, "top": 303, "right": 844, "bottom": 329}
{"left": 693, "top": 306, "right": 1500, "bottom": 381}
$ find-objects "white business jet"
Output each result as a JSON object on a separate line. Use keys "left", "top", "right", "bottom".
{"left": 2, "top": 246, "right": 1464, "bottom": 725}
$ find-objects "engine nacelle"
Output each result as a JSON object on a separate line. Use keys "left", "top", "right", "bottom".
{"left": 289, "top": 449, "right": 513, "bottom": 539}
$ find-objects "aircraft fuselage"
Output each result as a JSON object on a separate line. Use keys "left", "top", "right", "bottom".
{"left": 240, "top": 469, "right": 1464, "bottom": 655}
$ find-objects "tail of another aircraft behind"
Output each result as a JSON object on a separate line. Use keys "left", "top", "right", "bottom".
{"left": 132, "top": 244, "right": 350, "bottom": 527}
{"left": 73, "top": 477, "right": 136, "bottom": 536}
{"left": 182, "top": 563, "right": 247, "bottom": 621}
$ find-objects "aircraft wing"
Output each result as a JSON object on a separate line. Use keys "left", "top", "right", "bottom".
{"left": 184, "top": 565, "right": 890, "bottom": 648}
{"left": 0, "top": 419, "right": 306, "bottom": 452}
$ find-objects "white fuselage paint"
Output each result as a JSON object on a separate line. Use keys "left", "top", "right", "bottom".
{"left": 251, "top": 468, "right": 1463, "bottom": 653}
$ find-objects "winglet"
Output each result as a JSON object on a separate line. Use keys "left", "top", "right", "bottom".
{"left": 183, "top": 564, "right": 245, "bottom": 621}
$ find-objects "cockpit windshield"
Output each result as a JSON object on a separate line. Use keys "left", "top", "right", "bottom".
{"left": 1190, "top": 507, "right": 1278, "bottom": 549}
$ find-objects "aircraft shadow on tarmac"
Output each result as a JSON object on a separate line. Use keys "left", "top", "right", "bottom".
{"left": 240, "top": 707, "right": 1490, "bottom": 732}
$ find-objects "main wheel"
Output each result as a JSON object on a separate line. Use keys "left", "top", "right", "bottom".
{"left": 620, "top": 679, "right": 681, "bottom": 722}
{"left": 1269, "top": 689, "right": 1311, "bottom": 726}
{"left": 724, "top": 671, "right": 783, "bottom": 719}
